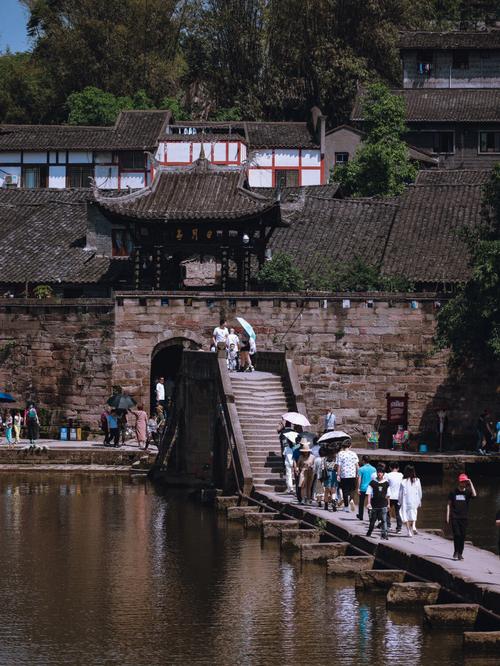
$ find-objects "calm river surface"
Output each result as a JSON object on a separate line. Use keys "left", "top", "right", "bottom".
{"left": 0, "top": 472, "right": 497, "bottom": 666}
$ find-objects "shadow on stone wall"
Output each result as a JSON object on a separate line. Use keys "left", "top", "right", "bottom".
{"left": 418, "top": 360, "right": 500, "bottom": 451}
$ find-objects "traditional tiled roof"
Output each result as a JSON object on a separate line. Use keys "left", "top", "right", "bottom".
{"left": 0, "top": 189, "right": 113, "bottom": 284}
{"left": 0, "top": 110, "right": 170, "bottom": 152}
{"left": 253, "top": 184, "right": 341, "bottom": 201}
{"left": 244, "top": 122, "right": 318, "bottom": 149}
{"left": 351, "top": 88, "right": 500, "bottom": 123}
{"left": 270, "top": 194, "right": 397, "bottom": 276}
{"left": 415, "top": 169, "right": 492, "bottom": 186}
{"left": 95, "top": 159, "right": 278, "bottom": 221}
{"left": 399, "top": 30, "right": 500, "bottom": 50}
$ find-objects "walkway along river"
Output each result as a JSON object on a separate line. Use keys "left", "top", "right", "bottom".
{"left": 0, "top": 472, "right": 498, "bottom": 665}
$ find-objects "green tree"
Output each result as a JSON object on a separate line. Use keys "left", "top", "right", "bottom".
{"left": 336, "top": 83, "right": 418, "bottom": 197}
{"left": 257, "top": 253, "right": 305, "bottom": 292}
{"left": 67, "top": 87, "right": 133, "bottom": 125}
{"left": 0, "top": 51, "right": 55, "bottom": 123}
{"left": 435, "top": 164, "right": 500, "bottom": 363}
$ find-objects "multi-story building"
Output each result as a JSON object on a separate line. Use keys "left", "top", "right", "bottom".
{"left": 0, "top": 108, "right": 326, "bottom": 190}
{"left": 351, "top": 29, "right": 500, "bottom": 169}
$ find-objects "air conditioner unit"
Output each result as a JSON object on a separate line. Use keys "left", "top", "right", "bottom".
{"left": 3, "top": 174, "right": 19, "bottom": 186}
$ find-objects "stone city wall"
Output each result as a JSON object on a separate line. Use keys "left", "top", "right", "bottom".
{"left": 113, "top": 293, "right": 498, "bottom": 443}
{"left": 0, "top": 294, "right": 497, "bottom": 442}
{"left": 0, "top": 301, "right": 114, "bottom": 428}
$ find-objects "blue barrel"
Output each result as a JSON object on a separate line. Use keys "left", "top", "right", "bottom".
{"left": 419, "top": 443, "right": 428, "bottom": 453}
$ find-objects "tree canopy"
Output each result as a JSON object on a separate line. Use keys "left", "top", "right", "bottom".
{"left": 2, "top": 1, "right": 499, "bottom": 124}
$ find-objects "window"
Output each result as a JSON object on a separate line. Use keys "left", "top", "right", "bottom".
{"left": 118, "top": 151, "right": 145, "bottom": 169}
{"left": 22, "top": 165, "right": 48, "bottom": 188}
{"left": 112, "top": 228, "right": 133, "bottom": 257}
{"left": 479, "top": 131, "right": 500, "bottom": 153}
{"left": 334, "top": 152, "right": 349, "bottom": 166}
{"left": 416, "top": 50, "right": 433, "bottom": 76}
{"left": 67, "top": 165, "right": 93, "bottom": 188}
{"left": 275, "top": 169, "right": 299, "bottom": 188}
{"left": 453, "top": 50, "right": 469, "bottom": 70}
{"left": 433, "top": 132, "right": 454, "bottom": 154}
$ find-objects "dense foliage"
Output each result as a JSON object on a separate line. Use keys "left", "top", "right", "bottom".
{"left": 1, "top": 1, "right": 499, "bottom": 124}
{"left": 256, "top": 253, "right": 305, "bottom": 292}
{"left": 335, "top": 83, "right": 418, "bottom": 197}
{"left": 435, "top": 166, "right": 500, "bottom": 363}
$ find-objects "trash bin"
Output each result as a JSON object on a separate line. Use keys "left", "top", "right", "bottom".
{"left": 60, "top": 427, "right": 68, "bottom": 441}
{"left": 69, "top": 428, "right": 77, "bottom": 441}
{"left": 419, "top": 443, "right": 428, "bottom": 453}
{"left": 75, "top": 427, "right": 82, "bottom": 441}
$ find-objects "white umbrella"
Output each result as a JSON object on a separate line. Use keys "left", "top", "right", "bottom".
{"left": 282, "top": 412, "right": 311, "bottom": 427}
{"left": 317, "top": 430, "right": 351, "bottom": 444}
{"left": 283, "top": 430, "right": 299, "bottom": 444}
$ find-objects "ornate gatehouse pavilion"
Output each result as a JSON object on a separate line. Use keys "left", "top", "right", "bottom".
{"left": 93, "top": 156, "right": 283, "bottom": 291}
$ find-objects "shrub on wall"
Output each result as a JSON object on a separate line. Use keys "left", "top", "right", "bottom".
{"left": 257, "top": 253, "right": 305, "bottom": 292}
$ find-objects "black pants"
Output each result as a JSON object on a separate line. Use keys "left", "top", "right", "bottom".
{"left": 295, "top": 472, "right": 302, "bottom": 502}
{"left": 451, "top": 518, "right": 467, "bottom": 555}
{"left": 367, "top": 507, "right": 388, "bottom": 537}
{"left": 357, "top": 491, "right": 367, "bottom": 519}
{"left": 109, "top": 427, "right": 120, "bottom": 447}
{"left": 340, "top": 477, "right": 356, "bottom": 507}
{"left": 387, "top": 499, "right": 402, "bottom": 530}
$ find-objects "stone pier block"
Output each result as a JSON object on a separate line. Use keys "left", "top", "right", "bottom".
{"left": 463, "top": 631, "right": 500, "bottom": 651}
{"left": 262, "top": 519, "right": 299, "bottom": 538}
{"left": 327, "top": 555, "right": 374, "bottom": 576}
{"left": 244, "top": 512, "right": 279, "bottom": 528}
{"left": 424, "top": 604, "right": 479, "bottom": 628}
{"left": 280, "top": 528, "right": 320, "bottom": 550}
{"left": 300, "top": 542, "right": 349, "bottom": 562}
{"left": 386, "top": 582, "right": 440, "bottom": 608}
{"left": 355, "top": 570, "right": 406, "bottom": 590}
{"left": 215, "top": 496, "right": 239, "bottom": 512}
{"left": 226, "top": 506, "right": 257, "bottom": 520}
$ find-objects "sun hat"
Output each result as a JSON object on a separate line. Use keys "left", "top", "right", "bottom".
{"left": 300, "top": 442, "right": 311, "bottom": 453}
{"left": 458, "top": 473, "right": 469, "bottom": 482}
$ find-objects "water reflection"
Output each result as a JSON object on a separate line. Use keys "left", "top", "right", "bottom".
{"left": 0, "top": 473, "right": 496, "bottom": 665}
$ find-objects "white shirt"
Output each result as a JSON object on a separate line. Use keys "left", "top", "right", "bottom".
{"left": 386, "top": 471, "right": 403, "bottom": 499}
{"left": 156, "top": 382, "right": 165, "bottom": 401}
{"left": 325, "top": 412, "right": 336, "bottom": 430}
{"left": 335, "top": 449, "right": 359, "bottom": 479}
{"left": 213, "top": 326, "right": 229, "bottom": 344}
{"left": 227, "top": 333, "right": 239, "bottom": 350}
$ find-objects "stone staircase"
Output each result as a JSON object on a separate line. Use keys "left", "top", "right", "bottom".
{"left": 230, "top": 371, "right": 294, "bottom": 492}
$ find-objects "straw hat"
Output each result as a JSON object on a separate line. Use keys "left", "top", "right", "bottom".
{"left": 300, "top": 442, "right": 312, "bottom": 453}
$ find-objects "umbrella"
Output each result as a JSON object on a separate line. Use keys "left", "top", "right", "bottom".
{"left": 282, "top": 412, "right": 310, "bottom": 427}
{"left": 317, "top": 430, "right": 351, "bottom": 444}
{"left": 283, "top": 430, "right": 299, "bottom": 444}
{"left": 107, "top": 394, "right": 136, "bottom": 411}
{"left": 236, "top": 317, "right": 256, "bottom": 340}
{"left": 0, "top": 392, "right": 15, "bottom": 403}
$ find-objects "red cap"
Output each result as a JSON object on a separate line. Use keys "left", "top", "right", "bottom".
{"left": 458, "top": 473, "right": 469, "bottom": 482}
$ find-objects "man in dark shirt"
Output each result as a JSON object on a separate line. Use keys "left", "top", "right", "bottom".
{"left": 366, "top": 465, "right": 391, "bottom": 540}
{"left": 447, "top": 473, "right": 477, "bottom": 560}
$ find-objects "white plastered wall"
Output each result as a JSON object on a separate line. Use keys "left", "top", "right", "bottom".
{"left": 48, "top": 166, "right": 66, "bottom": 188}
{"left": 248, "top": 169, "right": 273, "bottom": 187}
{"left": 95, "top": 165, "right": 119, "bottom": 189}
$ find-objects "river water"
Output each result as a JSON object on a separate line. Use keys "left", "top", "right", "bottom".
{"left": 0, "top": 472, "right": 497, "bottom": 666}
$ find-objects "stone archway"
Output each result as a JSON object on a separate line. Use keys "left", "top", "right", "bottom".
{"left": 150, "top": 336, "right": 201, "bottom": 412}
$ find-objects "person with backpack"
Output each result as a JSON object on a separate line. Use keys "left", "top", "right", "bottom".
{"left": 26, "top": 404, "right": 40, "bottom": 446}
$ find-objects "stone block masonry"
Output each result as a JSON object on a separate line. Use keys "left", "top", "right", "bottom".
{"left": 0, "top": 293, "right": 498, "bottom": 437}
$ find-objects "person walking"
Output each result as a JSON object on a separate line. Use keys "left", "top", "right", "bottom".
{"left": 322, "top": 450, "right": 338, "bottom": 512}
{"left": 335, "top": 440, "right": 359, "bottom": 513}
{"left": 324, "top": 410, "right": 336, "bottom": 433}
{"left": 13, "top": 410, "right": 22, "bottom": 444}
{"left": 366, "top": 465, "right": 391, "bottom": 540}
{"left": 386, "top": 462, "right": 403, "bottom": 533}
{"left": 283, "top": 440, "right": 295, "bottom": 494}
{"left": 4, "top": 412, "right": 13, "bottom": 448}
{"left": 26, "top": 404, "right": 40, "bottom": 446}
{"left": 134, "top": 404, "right": 148, "bottom": 450}
{"left": 447, "top": 473, "right": 477, "bottom": 560}
{"left": 357, "top": 455, "right": 376, "bottom": 521}
{"left": 106, "top": 410, "right": 120, "bottom": 447}
{"left": 155, "top": 377, "right": 166, "bottom": 411}
{"left": 239, "top": 333, "right": 251, "bottom": 372}
{"left": 212, "top": 318, "right": 229, "bottom": 350}
{"left": 295, "top": 442, "right": 315, "bottom": 505}
{"left": 398, "top": 465, "right": 422, "bottom": 537}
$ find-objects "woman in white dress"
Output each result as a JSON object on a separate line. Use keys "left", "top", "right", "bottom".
{"left": 398, "top": 465, "right": 422, "bottom": 537}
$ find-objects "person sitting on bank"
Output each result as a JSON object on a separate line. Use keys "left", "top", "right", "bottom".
{"left": 366, "top": 465, "right": 391, "bottom": 540}
{"left": 447, "top": 473, "right": 477, "bottom": 561}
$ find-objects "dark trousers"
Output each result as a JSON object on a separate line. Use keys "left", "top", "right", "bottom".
{"left": 340, "top": 477, "right": 356, "bottom": 507}
{"left": 451, "top": 518, "right": 467, "bottom": 555}
{"left": 295, "top": 472, "right": 302, "bottom": 502}
{"left": 108, "top": 428, "right": 120, "bottom": 447}
{"left": 357, "top": 491, "right": 367, "bottom": 519}
{"left": 367, "top": 507, "right": 388, "bottom": 537}
{"left": 387, "top": 499, "right": 402, "bottom": 530}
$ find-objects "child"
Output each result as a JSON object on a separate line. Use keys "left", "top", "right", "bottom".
{"left": 147, "top": 416, "right": 158, "bottom": 449}
{"left": 227, "top": 343, "right": 238, "bottom": 372}
{"left": 322, "top": 450, "right": 338, "bottom": 511}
